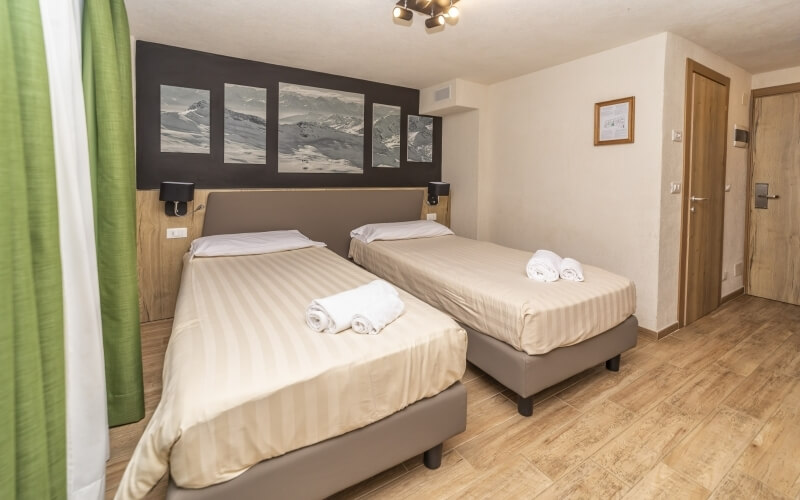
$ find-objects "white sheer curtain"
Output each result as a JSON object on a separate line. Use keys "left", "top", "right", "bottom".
{"left": 38, "top": 1, "right": 109, "bottom": 499}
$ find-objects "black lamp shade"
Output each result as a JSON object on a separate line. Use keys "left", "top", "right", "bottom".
{"left": 427, "top": 181, "right": 450, "bottom": 206}
{"left": 428, "top": 181, "right": 450, "bottom": 197}
{"left": 159, "top": 182, "right": 195, "bottom": 203}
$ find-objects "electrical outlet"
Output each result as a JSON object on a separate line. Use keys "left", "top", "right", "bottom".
{"left": 734, "top": 262, "right": 743, "bottom": 277}
{"left": 166, "top": 227, "right": 188, "bottom": 239}
{"left": 426, "top": 213, "right": 437, "bottom": 221}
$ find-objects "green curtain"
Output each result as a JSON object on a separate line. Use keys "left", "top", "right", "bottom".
{"left": 82, "top": 0, "right": 144, "bottom": 427}
{"left": 0, "top": 0, "right": 67, "bottom": 498}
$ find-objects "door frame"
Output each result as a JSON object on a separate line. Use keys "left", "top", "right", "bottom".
{"left": 677, "top": 59, "right": 731, "bottom": 327}
{"left": 744, "top": 82, "right": 800, "bottom": 293}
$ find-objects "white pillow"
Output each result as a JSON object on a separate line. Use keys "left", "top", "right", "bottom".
{"left": 350, "top": 220, "right": 454, "bottom": 244}
{"left": 189, "top": 230, "right": 326, "bottom": 258}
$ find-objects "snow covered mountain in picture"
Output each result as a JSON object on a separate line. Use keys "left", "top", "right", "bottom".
{"left": 224, "top": 84, "right": 267, "bottom": 164}
{"left": 278, "top": 83, "right": 364, "bottom": 173}
{"left": 407, "top": 115, "right": 433, "bottom": 163}
{"left": 372, "top": 104, "right": 401, "bottom": 168}
{"left": 160, "top": 85, "right": 210, "bottom": 154}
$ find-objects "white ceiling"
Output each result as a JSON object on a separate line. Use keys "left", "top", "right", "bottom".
{"left": 126, "top": 0, "right": 800, "bottom": 89}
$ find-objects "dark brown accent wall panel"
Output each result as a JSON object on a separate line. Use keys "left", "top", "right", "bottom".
{"left": 135, "top": 41, "right": 442, "bottom": 189}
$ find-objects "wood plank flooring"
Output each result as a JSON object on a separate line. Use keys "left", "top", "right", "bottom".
{"left": 106, "top": 295, "right": 800, "bottom": 499}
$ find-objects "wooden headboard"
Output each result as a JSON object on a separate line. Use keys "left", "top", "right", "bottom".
{"left": 203, "top": 189, "right": 424, "bottom": 258}
{"left": 136, "top": 187, "right": 450, "bottom": 322}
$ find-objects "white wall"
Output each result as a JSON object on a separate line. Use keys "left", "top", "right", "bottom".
{"left": 657, "top": 33, "right": 752, "bottom": 329}
{"left": 423, "top": 79, "right": 490, "bottom": 238}
{"left": 442, "top": 110, "right": 481, "bottom": 237}
{"left": 481, "top": 33, "right": 668, "bottom": 330}
{"left": 445, "top": 31, "right": 754, "bottom": 331}
{"left": 752, "top": 66, "right": 800, "bottom": 89}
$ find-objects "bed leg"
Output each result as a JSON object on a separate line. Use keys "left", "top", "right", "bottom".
{"left": 605, "top": 354, "right": 621, "bottom": 372}
{"left": 517, "top": 395, "right": 534, "bottom": 417}
{"left": 423, "top": 443, "right": 444, "bottom": 470}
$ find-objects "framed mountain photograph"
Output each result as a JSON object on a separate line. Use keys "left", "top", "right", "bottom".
{"left": 224, "top": 83, "right": 267, "bottom": 163}
{"left": 160, "top": 85, "right": 210, "bottom": 154}
{"left": 278, "top": 83, "right": 365, "bottom": 173}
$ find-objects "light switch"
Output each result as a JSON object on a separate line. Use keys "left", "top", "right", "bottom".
{"left": 670, "top": 182, "right": 681, "bottom": 194}
{"left": 671, "top": 130, "right": 682, "bottom": 142}
{"left": 725, "top": 184, "right": 731, "bottom": 192}
{"left": 426, "top": 213, "right": 437, "bottom": 221}
{"left": 166, "top": 227, "right": 188, "bottom": 239}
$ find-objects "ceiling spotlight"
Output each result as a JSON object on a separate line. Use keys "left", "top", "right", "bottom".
{"left": 425, "top": 13, "right": 445, "bottom": 28}
{"left": 393, "top": 5, "right": 413, "bottom": 20}
{"left": 446, "top": 4, "right": 459, "bottom": 18}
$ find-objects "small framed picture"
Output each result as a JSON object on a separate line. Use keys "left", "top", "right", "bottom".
{"left": 594, "top": 96, "right": 635, "bottom": 145}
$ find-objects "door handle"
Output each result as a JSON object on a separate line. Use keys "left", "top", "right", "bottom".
{"left": 690, "top": 196, "right": 708, "bottom": 202}
{"left": 754, "top": 183, "right": 778, "bottom": 208}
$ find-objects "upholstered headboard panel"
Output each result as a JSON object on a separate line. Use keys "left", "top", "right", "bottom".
{"left": 202, "top": 189, "right": 425, "bottom": 257}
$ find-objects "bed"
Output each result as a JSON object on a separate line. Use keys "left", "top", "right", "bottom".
{"left": 116, "top": 190, "right": 468, "bottom": 500}
{"left": 349, "top": 233, "right": 638, "bottom": 416}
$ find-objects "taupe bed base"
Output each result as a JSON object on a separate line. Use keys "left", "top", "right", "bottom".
{"left": 464, "top": 316, "right": 638, "bottom": 416}
{"left": 167, "top": 382, "right": 466, "bottom": 500}
{"left": 164, "top": 189, "right": 465, "bottom": 499}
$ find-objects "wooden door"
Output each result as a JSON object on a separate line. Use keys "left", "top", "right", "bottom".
{"left": 680, "top": 61, "right": 729, "bottom": 326}
{"left": 748, "top": 90, "right": 800, "bottom": 305}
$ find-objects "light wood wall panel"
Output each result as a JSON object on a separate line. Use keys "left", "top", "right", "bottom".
{"left": 136, "top": 188, "right": 450, "bottom": 323}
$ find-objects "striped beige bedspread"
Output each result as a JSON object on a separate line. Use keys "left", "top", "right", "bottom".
{"left": 349, "top": 235, "right": 636, "bottom": 356}
{"left": 116, "top": 247, "right": 466, "bottom": 499}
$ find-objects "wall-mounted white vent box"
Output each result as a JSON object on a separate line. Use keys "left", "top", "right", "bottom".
{"left": 434, "top": 86, "right": 451, "bottom": 102}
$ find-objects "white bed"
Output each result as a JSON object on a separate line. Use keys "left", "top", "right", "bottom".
{"left": 116, "top": 245, "right": 467, "bottom": 499}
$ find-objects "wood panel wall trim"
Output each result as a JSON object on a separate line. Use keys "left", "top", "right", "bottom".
{"left": 137, "top": 187, "right": 451, "bottom": 323}
{"left": 677, "top": 58, "right": 731, "bottom": 327}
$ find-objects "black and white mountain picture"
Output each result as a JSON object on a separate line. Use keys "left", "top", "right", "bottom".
{"left": 407, "top": 115, "right": 433, "bottom": 163}
{"left": 224, "top": 84, "right": 267, "bottom": 163}
{"left": 278, "top": 83, "right": 364, "bottom": 173}
{"left": 372, "top": 104, "right": 401, "bottom": 168}
{"left": 160, "top": 85, "right": 210, "bottom": 153}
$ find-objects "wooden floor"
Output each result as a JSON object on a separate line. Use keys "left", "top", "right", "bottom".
{"left": 106, "top": 295, "right": 800, "bottom": 499}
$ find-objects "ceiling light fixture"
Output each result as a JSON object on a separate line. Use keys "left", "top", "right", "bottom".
{"left": 446, "top": 1, "right": 459, "bottom": 19}
{"left": 425, "top": 12, "right": 445, "bottom": 29}
{"left": 393, "top": 0, "right": 460, "bottom": 31}
{"left": 393, "top": 1, "right": 413, "bottom": 20}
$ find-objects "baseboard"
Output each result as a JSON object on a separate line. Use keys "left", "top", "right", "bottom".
{"left": 638, "top": 322, "right": 680, "bottom": 341}
{"left": 721, "top": 287, "right": 745, "bottom": 305}
{"left": 642, "top": 289, "right": 744, "bottom": 341}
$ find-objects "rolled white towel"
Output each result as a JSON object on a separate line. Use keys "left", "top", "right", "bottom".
{"left": 305, "top": 280, "right": 398, "bottom": 334}
{"left": 526, "top": 249, "right": 562, "bottom": 282}
{"left": 352, "top": 295, "right": 406, "bottom": 335}
{"left": 559, "top": 257, "right": 584, "bottom": 282}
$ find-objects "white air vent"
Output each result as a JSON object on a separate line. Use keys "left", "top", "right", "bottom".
{"left": 434, "top": 86, "right": 451, "bottom": 102}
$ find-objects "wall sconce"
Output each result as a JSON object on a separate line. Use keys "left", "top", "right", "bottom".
{"left": 159, "top": 181, "right": 195, "bottom": 216}
{"left": 427, "top": 181, "right": 450, "bottom": 206}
